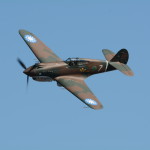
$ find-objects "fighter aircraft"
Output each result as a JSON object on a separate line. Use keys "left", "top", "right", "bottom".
{"left": 17, "top": 29, "right": 134, "bottom": 110}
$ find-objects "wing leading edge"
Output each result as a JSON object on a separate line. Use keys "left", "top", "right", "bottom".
{"left": 55, "top": 76, "right": 103, "bottom": 110}
{"left": 19, "top": 29, "right": 63, "bottom": 63}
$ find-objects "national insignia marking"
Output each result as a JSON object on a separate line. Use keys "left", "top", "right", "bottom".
{"left": 24, "top": 35, "right": 37, "bottom": 43}
{"left": 80, "top": 68, "right": 86, "bottom": 72}
{"left": 84, "top": 99, "right": 98, "bottom": 105}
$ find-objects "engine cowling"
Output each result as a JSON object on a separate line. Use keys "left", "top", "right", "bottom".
{"left": 32, "top": 76, "right": 53, "bottom": 82}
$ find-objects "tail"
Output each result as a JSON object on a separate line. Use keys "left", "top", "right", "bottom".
{"left": 102, "top": 49, "right": 134, "bottom": 76}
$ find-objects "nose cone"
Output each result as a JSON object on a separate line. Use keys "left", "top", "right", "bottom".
{"left": 23, "top": 66, "right": 34, "bottom": 76}
{"left": 23, "top": 68, "right": 30, "bottom": 75}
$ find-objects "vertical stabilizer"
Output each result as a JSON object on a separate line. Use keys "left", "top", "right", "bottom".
{"left": 110, "top": 49, "right": 129, "bottom": 64}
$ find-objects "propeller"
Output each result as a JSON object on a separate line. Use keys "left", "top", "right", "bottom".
{"left": 17, "top": 58, "right": 29, "bottom": 87}
{"left": 17, "top": 58, "right": 27, "bottom": 69}
{"left": 27, "top": 76, "right": 29, "bottom": 86}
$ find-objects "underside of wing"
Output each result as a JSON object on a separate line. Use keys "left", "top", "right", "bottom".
{"left": 55, "top": 76, "right": 103, "bottom": 110}
{"left": 19, "top": 29, "right": 63, "bottom": 63}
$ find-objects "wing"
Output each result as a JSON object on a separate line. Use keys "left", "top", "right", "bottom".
{"left": 55, "top": 76, "right": 103, "bottom": 110}
{"left": 19, "top": 29, "right": 63, "bottom": 63}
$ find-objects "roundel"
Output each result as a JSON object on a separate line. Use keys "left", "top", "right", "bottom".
{"left": 84, "top": 99, "right": 98, "bottom": 105}
{"left": 24, "top": 35, "right": 37, "bottom": 43}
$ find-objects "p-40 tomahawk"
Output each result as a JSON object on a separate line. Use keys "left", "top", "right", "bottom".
{"left": 18, "top": 30, "right": 134, "bottom": 110}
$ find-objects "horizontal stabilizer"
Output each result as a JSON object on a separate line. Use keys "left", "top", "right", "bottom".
{"left": 102, "top": 49, "right": 115, "bottom": 61}
{"left": 109, "top": 62, "right": 134, "bottom": 76}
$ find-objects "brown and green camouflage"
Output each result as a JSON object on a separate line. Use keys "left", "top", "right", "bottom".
{"left": 18, "top": 29, "right": 134, "bottom": 110}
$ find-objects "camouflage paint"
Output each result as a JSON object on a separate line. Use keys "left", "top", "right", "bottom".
{"left": 19, "top": 29, "right": 134, "bottom": 110}
{"left": 55, "top": 76, "right": 103, "bottom": 109}
{"left": 102, "top": 49, "right": 115, "bottom": 61}
{"left": 19, "top": 30, "right": 64, "bottom": 63}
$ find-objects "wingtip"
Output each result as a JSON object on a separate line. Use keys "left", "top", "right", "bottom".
{"left": 98, "top": 104, "right": 103, "bottom": 110}
{"left": 19, "top": 29, "right": 25, "bottom": 33}
{"left": 18, "top": 29, "right": 31, "bottom": 35}
{"left": 92, "top": 104, "right": 103, "bottom": 110}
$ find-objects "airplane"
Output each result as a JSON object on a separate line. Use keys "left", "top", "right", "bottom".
{"left": 17, "top": 29, "right": 134, "bottom": 110}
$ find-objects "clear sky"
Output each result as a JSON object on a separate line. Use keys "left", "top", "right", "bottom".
{"left": 0, "top": 0, "right": 150, "bottom": 150}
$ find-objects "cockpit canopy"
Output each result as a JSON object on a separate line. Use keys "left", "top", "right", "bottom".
{"left": 65, "top": 57, "right": 89, "bottom": 66}
{"left": 65, "top": 57, "right": 80, "bottom": 62}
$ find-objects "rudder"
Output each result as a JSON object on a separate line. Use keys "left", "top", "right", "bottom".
{"left": 110, "top": 49, "right": 129, "bottom": 64}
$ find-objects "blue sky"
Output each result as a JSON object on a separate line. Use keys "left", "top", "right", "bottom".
{"left": 0, "top": 0, "right": 150, "bottom": 149}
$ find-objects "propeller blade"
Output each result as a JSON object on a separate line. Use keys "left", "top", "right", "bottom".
{"left": 17, "top": 58, "right": 26, "bottom": 69}
{"left": 27, "top": 75, "right": 29, "bottom": 87}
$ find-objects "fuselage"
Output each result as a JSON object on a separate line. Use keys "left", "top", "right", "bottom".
{"left": 24, "top": 58, "right": 111, "bottom": 82}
